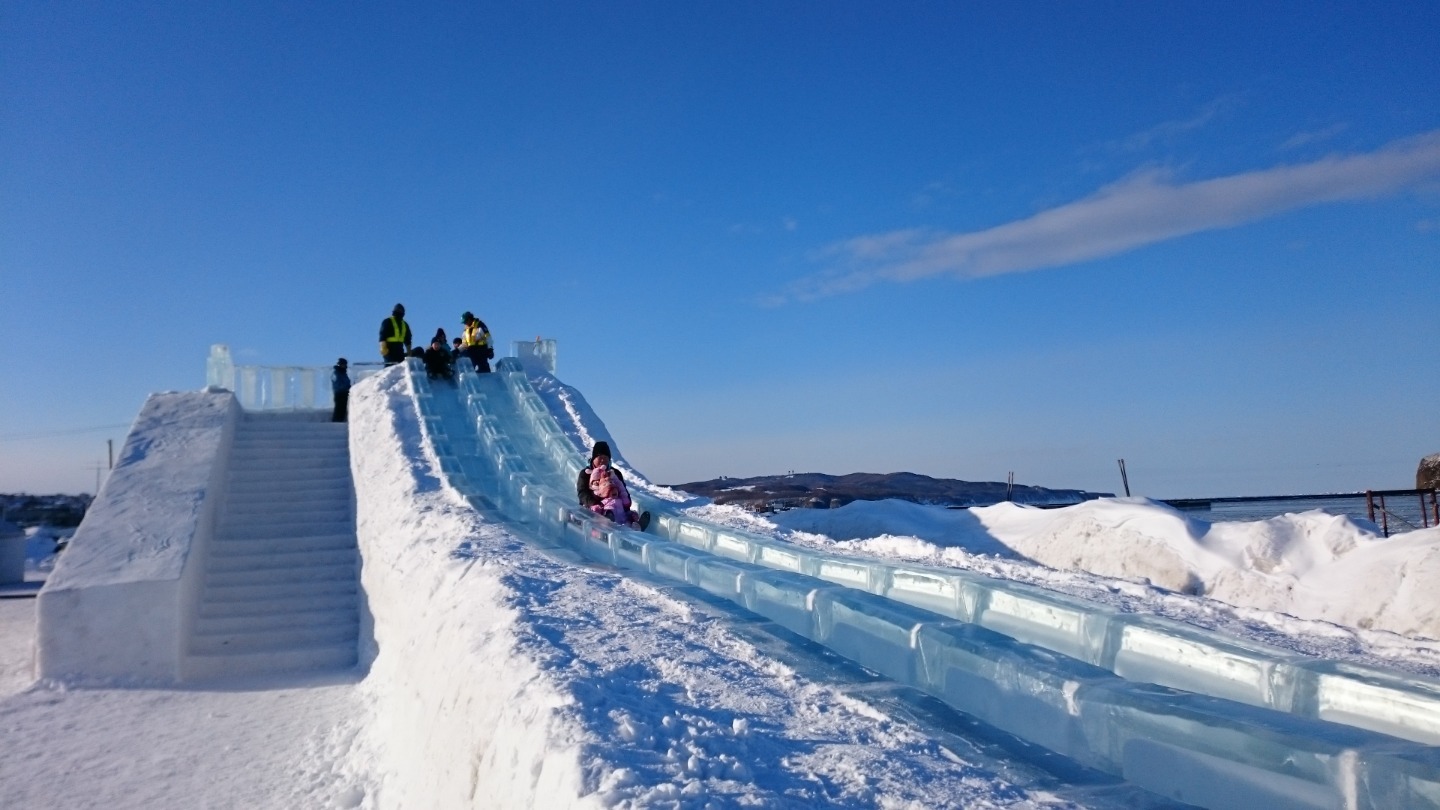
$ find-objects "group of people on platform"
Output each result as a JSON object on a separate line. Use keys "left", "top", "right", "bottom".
{"left": 329, "top": 302, "right": 494, "bottom": 423}
{"left": 378, "top": 302, "right": 494, "bottom": 379}
{"left": 333, "top": 302, "right": 649, "bottom": 532}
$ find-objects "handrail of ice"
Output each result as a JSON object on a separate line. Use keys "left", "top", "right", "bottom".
{"left": 407, "top": 358, "right": 1440, "bottom": 809}
{"left": 206, "top": 339, "right": 555, "bottom": 411}
{"left": 206, "top": 344, "right": 385, "bottom": 411}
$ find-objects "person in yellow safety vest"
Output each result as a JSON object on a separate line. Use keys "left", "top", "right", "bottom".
{"left": 379, "top": 303, "right": 412, "bottom": 366}
{"left": 460, "top": 311, "right": 494, "bottom": 373}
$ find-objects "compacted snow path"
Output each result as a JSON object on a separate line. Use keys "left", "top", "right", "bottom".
{"left": 0, "top": 602, "right": 374, "bottom": 808}
{"left": 0, "top": 679, "right": 369, "bottom": 809}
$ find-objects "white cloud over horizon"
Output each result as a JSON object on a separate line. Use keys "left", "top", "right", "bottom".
{"left": 778, "top": 129, "right": 1440, "bottom": 303}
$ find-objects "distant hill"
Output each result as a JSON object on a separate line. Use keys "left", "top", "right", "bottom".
{"left": 668, "top": 472, "right": 1109, "bottom": 512}
{"left": 0, "top": 493, "right": 92, "bottom": 527}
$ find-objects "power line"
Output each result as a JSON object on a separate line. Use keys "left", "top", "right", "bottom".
{"left": 0, "top": 423, "right": 131, "bottom": 441}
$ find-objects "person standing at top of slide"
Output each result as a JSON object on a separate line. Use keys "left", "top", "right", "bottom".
{"left": 380, "top": 303, "right": 412, "bottom": 366}
{"left": 460, "top": 311, "right": 493, "bottom": 373}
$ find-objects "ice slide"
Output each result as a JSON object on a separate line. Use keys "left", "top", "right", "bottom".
{"left": 415, "top": 357, "right": 1440, "bottom": 810}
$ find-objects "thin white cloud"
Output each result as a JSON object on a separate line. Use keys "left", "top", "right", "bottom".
{"left": 1280, "top": 123, "right": 1350, "bottom": 151}
{"left": 782, "top": 129, "right": 1440, "bottom": 302}
{"left": 1114, "top": 96, "right": 1238, "bottom": 153}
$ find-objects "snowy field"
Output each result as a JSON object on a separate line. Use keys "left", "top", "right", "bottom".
{"left": 1, "top": 365, "right": 1438, "bottom": 807}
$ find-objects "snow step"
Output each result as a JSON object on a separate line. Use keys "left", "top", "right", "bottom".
{"left": 210, "top": 533, "right": 356, "bottom": 557}
{"left": 189, "top": 621, "right": 358, "bottom": 656}
{"left": 203, "top": 578, "right": 358, "bottom": 604}
{"left": 193, "top": 609, "right": 359, "bottom": 639}
{"left": 215, "top": 505, "right": 353, "bottom": 525}
{"left": 206, "top": 547, "right": 356, "bottom": 574}
{"left": 198, "top": 591, "right": 358, "bottom": 619}
{"left": 225, "top": 480, "right": 352, "bottom": 498}
{"left": 184, "top": 645, "right": 358, "bottom": 682}
{"left": 225, "top": 454, "right": 348, "bottom": 471}
{"left": 214, "top": 519, "right": 356, "bottom": 541}
{"left": 183, "top": 416, "right": 362, "bottom": 683}
{"left": 226, "top": 471, "right": 351, "bottom": 487}
{"left": 204, "top": 560, "right": 357, "bottom": 588}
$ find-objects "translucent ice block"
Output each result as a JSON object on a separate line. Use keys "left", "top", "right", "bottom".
{"left": 1076, "top": 678, "right": 1372, "bottom": 810}
{"left": 673, "top": 521, "right": 714, "bottom": 552}
{"left": 975, "top": 580, "right": 1117, "bottom": 665}
{"left": 711, "top": 531, "right": 758, "bottom": 563}
{"left": 914, "top": 622, "right": 1113, "bottom": 771}
{"left": 1108, "top": 613, "right": 1301, "bottom": 709}
{"left": 648, "top": 544, "right": 709, "bottom": 583}
{"left": 754, "top": 542, "right": 810, "bottom": 573}
{"left": 813, "top": 589, "right": 934, "bottom": 684}
{"left": 882, "top": 566, "right": 971, "bottom": 619}
{"left": 611, "top": 531, "right": 649, "bottom": 571}
{"left": 1296, "top": 658, "right": 1440, "bottom": 745}
{"left": 689, "top": 557, "right": 753, "bottom": 599}
{"left": 739, "top": 570, "right": 836, "bottom": 639}
{"left": 805, "top": 555, "right": 882, "bottom": 592}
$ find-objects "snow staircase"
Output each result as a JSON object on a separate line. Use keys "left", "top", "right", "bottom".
{"left": 184, "top": 411, "right": 360, "bottom": 681}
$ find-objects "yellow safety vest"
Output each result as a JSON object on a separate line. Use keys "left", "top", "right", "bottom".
{"left": 463, "top": 322, "right": 489, "bottom": 348}
{"left": 385, "top": 316, "right": 410, "bottom": 344}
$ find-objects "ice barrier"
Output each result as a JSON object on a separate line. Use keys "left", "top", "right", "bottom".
{"left": 411, "top": 359, "right": 1440, "bottom": 809}
{"left": 206, "top": 344, "right": 385, "bottom": 411}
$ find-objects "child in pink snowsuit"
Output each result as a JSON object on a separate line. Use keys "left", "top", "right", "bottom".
{"left": 589, "top": 464, "right": 631, "bottom": 524}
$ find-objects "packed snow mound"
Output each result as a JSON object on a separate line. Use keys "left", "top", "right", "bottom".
{"left": 769, "top": 496, "right": 1440, "bottom": 641}
{"left": 764, "top": 497, "right": 1014, "bottom": 557}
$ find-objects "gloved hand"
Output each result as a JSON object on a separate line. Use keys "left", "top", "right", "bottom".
{"left": 379, "top": 342, "right": 388, "bottom": 358}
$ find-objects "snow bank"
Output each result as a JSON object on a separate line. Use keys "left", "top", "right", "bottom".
{"left": 349, "top": 368, "right": 591, "bottom": 808}
{"left": 770, "top": 496, "right": 1440, "bottom": 641}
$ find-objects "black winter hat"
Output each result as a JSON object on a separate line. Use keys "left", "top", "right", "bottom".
{"left": 591, "top": 441, "right": 611, "bottom": 460}
{"left": 462, "top": 311, "right": 474, "bottom": 323}
{"left": 336, "top": 358, "right": 347, "bottom": 367}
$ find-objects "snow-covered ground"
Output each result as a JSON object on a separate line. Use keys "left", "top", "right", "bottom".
{"left": 2, "top": 364, "right": 1438, "bottom": 807}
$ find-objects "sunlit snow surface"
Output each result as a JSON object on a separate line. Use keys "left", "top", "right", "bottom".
{"left": 1, "top": 364, "right": 1438, "bottom": 808}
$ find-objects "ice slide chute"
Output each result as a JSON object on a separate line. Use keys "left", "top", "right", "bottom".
{"left": 412, "top": 358, "right": 1440, "bottom": 809}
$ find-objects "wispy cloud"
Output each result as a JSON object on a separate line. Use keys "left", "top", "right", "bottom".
{"left": 1113, "top": 96, "right": 1238, "bottom": 153}
{"left": 1280, "top": 123, "right": 1350, "bottom": 151}
{"left": 779, "top": 129, "right": 1440, "bottom": 303}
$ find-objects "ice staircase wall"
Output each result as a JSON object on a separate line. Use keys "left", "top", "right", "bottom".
{"left": 410, "top": 358, "right": 1440, "bottom": 810}
{"left": 183, "top": 411, "right": 360, "bottom": 681}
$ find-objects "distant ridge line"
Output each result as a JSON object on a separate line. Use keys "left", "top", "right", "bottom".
{"left": 670, "top": 471, "right": 1110, "bottom": 510}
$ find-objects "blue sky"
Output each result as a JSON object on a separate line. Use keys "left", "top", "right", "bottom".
{"left": 3, "top": 2, "right": 1438, "bottom": 499}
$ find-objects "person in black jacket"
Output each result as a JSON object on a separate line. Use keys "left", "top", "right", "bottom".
{"left": 423, "top": 334, "right": 454, "bottom": 381}
{"left": 379, "top": 303, "right": 412, "bottom": 366}
{"left": 331, "top": 358, "right": 351, "bottom": 422}
{"left": 577, "top": 441, "right": 650, "bottom": 530}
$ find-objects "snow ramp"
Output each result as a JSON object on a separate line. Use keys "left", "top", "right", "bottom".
{"left": 414, "top": 357, "right": 1440, "bottom": 810}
